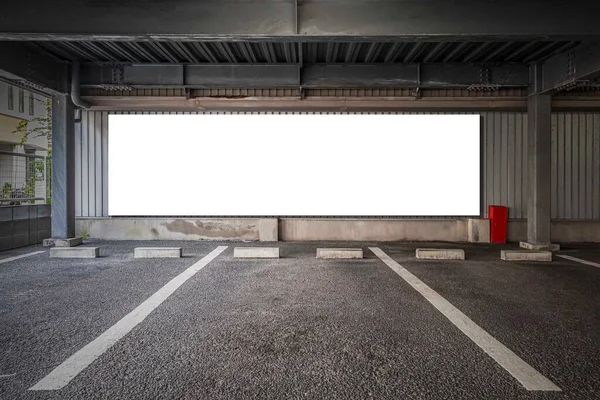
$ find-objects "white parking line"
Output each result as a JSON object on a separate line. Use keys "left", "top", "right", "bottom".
{"left": 0, "top": 251, "right": 46, "bottom": 265}
{"left": 370, "top": 247, "right": 561, "bottom": 392}
{"left": 29, "top": 245, "right": 228, "bottom": 391}
{"left": 557, "top": 254, "right": 600, "bottom": 269}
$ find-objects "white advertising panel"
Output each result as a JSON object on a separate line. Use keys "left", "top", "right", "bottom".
{"left": 108, "top": 114, "right": 480, "bottom": 216}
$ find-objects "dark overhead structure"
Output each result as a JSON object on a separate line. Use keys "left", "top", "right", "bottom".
{"left": 1, "top": 0, "right": 600, "bottom": 40}
{"left": 1, "top": 0, "right": 600, "bottom": 247}
{"left": 1, "top": 0, "right": 600, "bottom": 93}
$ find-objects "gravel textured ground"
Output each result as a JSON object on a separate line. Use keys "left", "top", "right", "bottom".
{"left": 0, "top": 240, "right": 599, "bottom": 399}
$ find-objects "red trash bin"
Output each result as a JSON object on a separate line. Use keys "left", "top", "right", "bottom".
{"left": 488, "top": 205, "right": 508, "bottom": 244}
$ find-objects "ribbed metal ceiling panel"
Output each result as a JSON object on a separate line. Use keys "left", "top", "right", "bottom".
{"left": 33, "top": 40, "right": 579, "bottom": 64}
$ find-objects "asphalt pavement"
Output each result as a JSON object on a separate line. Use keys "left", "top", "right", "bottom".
{"left": 0, "top": 241, "right": 598, "bottom": 399}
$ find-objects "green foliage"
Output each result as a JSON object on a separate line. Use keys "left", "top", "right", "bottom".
{"left": 1, "top": 160, "right": 46, "bottom": 204}
{"left": 1, "top": 183, "right": 12, "bottom": 199}
{"left": 13, "top": 98, "right": 52, "bottom": 145}
{"left": 9, "top": 97, "right": 53, "bottom": 204}
{"left": 46, "top": 150, "right": 52, "bottom": 204}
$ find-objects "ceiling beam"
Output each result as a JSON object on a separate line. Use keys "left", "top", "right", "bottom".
{"left": 1, "top": 0, "right": 600, "bottom": 41}
{"left": 303, "top": 64, "right": 528, "bottom": 88}
{"left": 80, "top": 96, "right": 600, "bottom": 113}
{"left": 0, "top": 0, "right": 296, "bottom": 40}
{"left": 539, "top": 42, "right": 600, "bottom": 93}
{"left": 80, "top": 63, "right": 529, "bottom": 89}
{"left": 82, "top": 64, "right": 302, "bottom": 88}
{"left": 298, "top": 1, "right": 600, "bottom": 40}
{"left": 0, "top": 42, "right": 68, "bottom": 93}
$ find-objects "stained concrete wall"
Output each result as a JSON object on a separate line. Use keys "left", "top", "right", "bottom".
{"left": 76, "top": 218, "right": 260, "bottom": 241}
{"left": 507, "top": 220, "right": 600, "bottom": 243}
{"left": 282, "top": 219, "right": 600, "bottom": 243}
{"left": 280, "top": 219, "right": 469, "bottom": 242}
{"left": 75, "top": 217, "right": 600, "bottom": 243}
{"left": 0, "top": 205, "right": 51, "bottom": 251}
{"left": 468, "top": 219, "right": 491, "bottom": 243}
{"left": 77, "top": 218, "right": 470, "bottom": 242}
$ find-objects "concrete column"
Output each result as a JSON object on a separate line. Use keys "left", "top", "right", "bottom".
{"left": 51, "top": 94, "right": 75, "bottom": 239}
{"left": 522, "top": 64, "right": 558, "bottom": 251}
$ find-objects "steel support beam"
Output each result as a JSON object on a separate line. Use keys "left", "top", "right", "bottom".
{"left": 304, "top": 64, "right": 528, "bottom": 88}
{"left": 540, "top": 42, "right": 600, "bottom": 93}
{"left": 80, "top": 63, "right": 529, "bottom": 89}
{"left": 0, "top": 0, "right": 296, "bottom": 39}
{"left": 297, "top": 1, "right": 600, "bottom": 40}
{"left": 1, "top": 1, "right": 600, "bottom": 41}
{"left": 526, "top": 64, "right": 553, "bottom": 246}
{"left": 82, "top": 64, "right": 302, "bottom": 88}
{"left": 51, "top": 94, "right": 76, "bottom": 239}
{"left": 80, "top": 96, "right": 600, "bottom": 112}
{"left": 0, "top": 42, "right": 68, "bottom": 93}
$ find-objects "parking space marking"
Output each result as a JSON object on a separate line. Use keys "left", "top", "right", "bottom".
{"left": 29, "top": 245, "right": 228, "bottom": 391}
{"left": 557, "top": 254, "right": 600, "bottom": 269}
{"left": 0, "top": 251, "right": 46, "bottom": 265}
{"left": 370, "top": 247, "right": 561, "bottom": 392}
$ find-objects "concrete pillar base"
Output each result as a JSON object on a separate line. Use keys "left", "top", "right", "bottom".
{"left": 43, "top": 237, "right": 83, "bottom": 247}
{"left": 519, "top": 242, "right": 560, "bottom": 252}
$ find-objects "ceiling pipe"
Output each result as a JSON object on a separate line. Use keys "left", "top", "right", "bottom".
{"left": 71, "top": 60, "right": 90, "bottom": 110}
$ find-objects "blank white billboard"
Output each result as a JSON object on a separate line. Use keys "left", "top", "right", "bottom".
{"left": 108, "top": 114, "right": 480, "bottom": 216}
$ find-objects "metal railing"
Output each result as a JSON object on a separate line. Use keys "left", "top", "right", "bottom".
{"left": 0, "top": 150, "right": 50, "bottom": 206}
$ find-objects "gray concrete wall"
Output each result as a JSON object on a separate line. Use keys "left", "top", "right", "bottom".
{"left": 75, "top": 217, "right": 600, "bottom": 243}
{"left": 468, "top": 218, "right": 491, "bottom": 243}
{"left": 0, "top": 205, "right": 51, "bottom": 251}
{"left": 507, "top": 220, "right": 600, "bottom": 243}
{"left": 77, "top": 218, "right": 470, "bottom": 242}
{"left": 280, "top": 218, "right": 469, "bottom": 241}
{"left": 75, "top": 218, "right": 260, "bottom": 241}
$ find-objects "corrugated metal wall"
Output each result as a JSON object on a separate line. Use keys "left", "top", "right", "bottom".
{"left": 75, "top": 111, "right": 108, "bottom": 217}
{"left": 75, "top": 111, "right": 600, "bottom": 220}
{"left": 551, "top": 113, "right": 600, "bottom": 220}
{"left": 482, "top": 112, "right": 529, "bottom": 218}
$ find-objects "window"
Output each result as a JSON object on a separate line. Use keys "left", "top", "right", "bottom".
{"left": 7, "top": 85, "right": 13, "bottom": 110}
{"left": 18, "top": 89, "right": 24, "bottom": 113}
{"left": 29, "top": 92, "right": 34, "bottom": 115}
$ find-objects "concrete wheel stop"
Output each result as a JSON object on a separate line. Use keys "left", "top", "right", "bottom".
{"left": 50, "top": 247, "right": 99, "bottom": 258}
{"left": 416, "top": 248, "right": 465, "bottom": 260}
{"left": 501, "top": 250, "right": 552, "bottom": 261}
{"left": 316, "top": 248, "right": 363, "bottom": 259}
{"left": 519, "top": 242, "right": 560, "bottom": 252}
{"left": 134, "top": 247, "right": 182, "bottom": 258}
{"left": 234, "top": 247, "right": 280, "bottom": 258}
